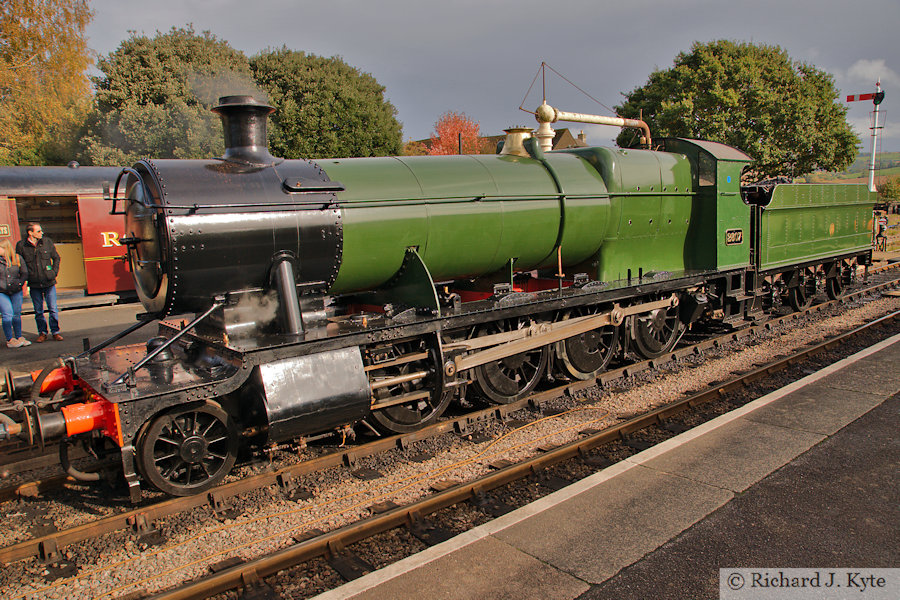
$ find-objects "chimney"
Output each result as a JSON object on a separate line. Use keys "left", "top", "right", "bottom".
{"left": 212, "top": 95, "right": 277, "bottom": 166}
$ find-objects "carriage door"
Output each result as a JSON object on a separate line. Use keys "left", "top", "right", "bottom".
{"left": 75, "top": 194, "right": 130, "bottom": 294}
{"left": 15, "top": 195, "right": 86, "bottom": 289}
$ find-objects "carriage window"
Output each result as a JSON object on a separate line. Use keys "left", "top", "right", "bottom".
{"left": 15, "top": 196, "right": 80, "bottom": 243}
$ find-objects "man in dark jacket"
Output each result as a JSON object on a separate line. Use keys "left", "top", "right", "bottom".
{"left": 15, "top": 222, "right": 63, "bottom": 342}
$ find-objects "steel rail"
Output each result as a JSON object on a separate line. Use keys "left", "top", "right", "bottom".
{"left": 147, "top": 308, "right": 900, "bottom": 600}
{"left": 0, "top": 272, "right": 897, "bottom": 563}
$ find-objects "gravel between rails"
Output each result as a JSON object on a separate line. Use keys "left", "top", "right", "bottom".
{"left": 1, "top": 294, "right": 898, "bottom": 600}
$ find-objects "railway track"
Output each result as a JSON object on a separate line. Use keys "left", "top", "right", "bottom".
{"left": 0, "top": 271, "right": 897, "bottom": 598}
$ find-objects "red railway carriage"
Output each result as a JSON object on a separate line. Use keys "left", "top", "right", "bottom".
{"left": 0, "top": 165, "right": 132, "bottom": 294}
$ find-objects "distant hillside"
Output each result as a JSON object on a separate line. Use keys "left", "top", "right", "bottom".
{"left": 804, "top": 151, "right": 900, "bottom": 183}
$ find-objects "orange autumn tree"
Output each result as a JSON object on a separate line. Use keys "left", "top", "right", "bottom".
{"left": 0, "top": 0, "right": 93, "bottom": 164}
{"left": 428, "top": 110, "right": 482, "bottom": 155}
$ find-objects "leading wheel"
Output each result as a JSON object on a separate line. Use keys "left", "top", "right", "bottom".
{"left": 630, "top": 305, "right": 684, "bottom": 359}
{"left": 554, "top": 310, "right": 619, "bottom": 380}
{"left": 137, "top": 401, "right": 238, "bottom": 496}
{"left": 473, "top": 318, "right": 549, "bottom": 404}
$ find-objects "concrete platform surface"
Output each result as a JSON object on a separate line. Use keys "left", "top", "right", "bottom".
{"left": 2, "top": 302, "right": 153, "bottom": 375}
{"left": 316, "top": 332, "right": 900, "bottom": 600}
{"left": 20, "top": 287, "right": 132, "bottom": 315}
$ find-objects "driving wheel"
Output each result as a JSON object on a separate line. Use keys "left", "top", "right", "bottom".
{"left": 825, "top": 276, "right": 843, "bottom": 300}
{"left": 630, "top": 305, "right": 684, "bottom": 359}
{"left": 554, "top": 310, "right": 619, "bottom": 380}
{"left": 369, "top": 337, "right": 452, "bottom": 434}
{"left": 785, "top": 269, "right": 816, "bottom": 312}
{"left": 473, "top": 318, "right": 549, "bottom": 404}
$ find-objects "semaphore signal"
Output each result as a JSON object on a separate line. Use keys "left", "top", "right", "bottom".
{"left": 847, "top": 81, "right": 885, "bottom": 192}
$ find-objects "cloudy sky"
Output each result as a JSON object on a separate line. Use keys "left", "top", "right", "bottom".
{"left": 85, "top": 0, "right": 899, "bottom": 155}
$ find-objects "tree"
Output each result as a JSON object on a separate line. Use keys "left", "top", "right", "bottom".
{"left": 250, "top": 48, "right": 402, "bottom": 159}
{"left": 0, "top": 0, "right": 93, "bottom": 165}
{"left": 78, "top": 26, "right": 253, "bottom": 165}
{"left": 428, "top": 111, "right": 482, "bottom": 155}
{"left": 402, "top": 139, "right": 428, "bottom": 156}
{"left": 616, "top": 41, "right": 859, "bottom": 178}
{"left": 878, "top": 176, "right": 900, "bottom": 201}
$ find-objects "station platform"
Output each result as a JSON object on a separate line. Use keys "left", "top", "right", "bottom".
{"left": 873, "top": 249, "right": 900, "bottom": 264}
{"left": 316, "top": 332, "right": 900, "bottom": 600}
{"left": 20, "top": 287, "right": 133, "bottom": 315}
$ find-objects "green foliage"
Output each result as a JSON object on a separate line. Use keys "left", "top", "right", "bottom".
{"left": 79, "top": 101, "right": 234, "bottom": 165}
{"left": 79, "top": 29, "right": 401, "bottom": 163}
{"left": 250, "top": 48, "right": 402, "bottom": 159}
{"left": 878, "top": 175, "right": 900, "bottom": 201}
{"left": 402, "top": 139, "right": 429, "bottom": 156}
{"left": 79, "top": 26, "right": 253, "bottom": 164}
{"left": 616, "top": 40, "right": 859, "bottom": 178}
{"left": 0, "top": 0, "right": 93, "bottom": 165}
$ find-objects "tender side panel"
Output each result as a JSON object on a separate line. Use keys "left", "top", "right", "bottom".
{"left": 759, "top": 184, "right": 876, "bottom": 270}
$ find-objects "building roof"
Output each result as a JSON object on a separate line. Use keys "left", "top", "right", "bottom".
{"left": 0, "top": 166, "right": 122, "bottom": 196}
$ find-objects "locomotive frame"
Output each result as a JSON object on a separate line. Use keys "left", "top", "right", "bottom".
{"left": 0, "top": 96, "right": 877, "bottom": 500}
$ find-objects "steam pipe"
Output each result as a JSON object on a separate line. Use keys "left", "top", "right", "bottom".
{"left": 535, "top": 102, "right": 652, "bottom": 151}
{"left": 274, "top": 258, "right": 304, "bottom": 335}
{"left": 60, "top": 439, "right": 102, "bottom": 482}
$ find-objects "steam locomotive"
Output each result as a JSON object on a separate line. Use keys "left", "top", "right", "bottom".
{"left": 0, "top": 96, "right": 876, "bottom": 500}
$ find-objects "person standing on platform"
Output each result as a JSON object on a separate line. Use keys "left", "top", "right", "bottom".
{"left": 0, "top": 239, "right": 31, "bottom": 348}
{"left": 16, "top": 222, "right": 63, "bottom": 342}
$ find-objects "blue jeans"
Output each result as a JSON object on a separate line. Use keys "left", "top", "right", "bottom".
{"left": 0, "top": 290, "right": 24, "bottom": 341}
{"left": 30, "top": 285, "right": 59, "bottom": 335}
